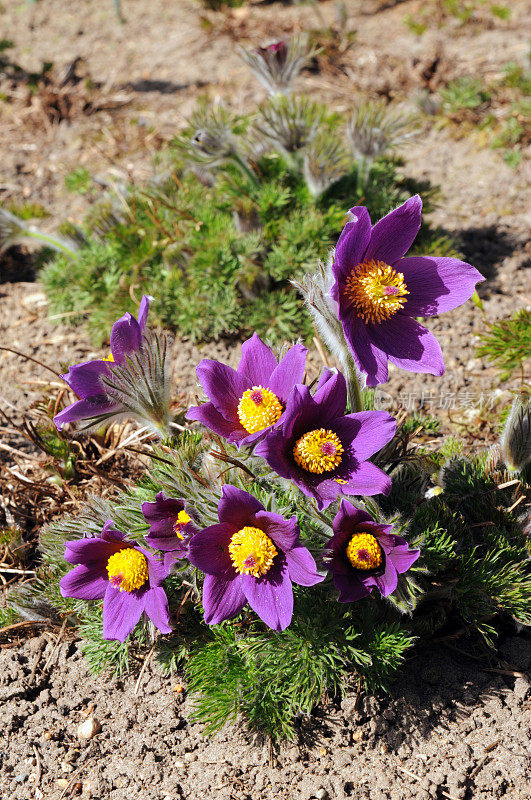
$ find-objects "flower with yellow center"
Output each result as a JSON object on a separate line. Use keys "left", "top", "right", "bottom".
{"left": 293, "top": 429, "right": 344, "bottom": 474}
{"left": 344, "top": 259, "right": 409, "bottom": 324}
{"left": 346, "top": 532, "right": 382, "bottom": 570}
{"left": 237, "top": 386, "right": 283, "bottom": 434}
{"left": 106, "top": 548, "right": 149, "bottom": 592}
{"left": 173, "top": 509, "right": 191, "bottom": 540}
{"left": 228, "top": 526, "right": 278, "bottom": 578}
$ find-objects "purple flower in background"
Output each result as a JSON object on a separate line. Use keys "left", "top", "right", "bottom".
{"left": 141, "top": 492, "right": 197, "bottom": 561}
{"left": 330, "top": 196, "right": 484, "bottom": 386}
{"left": 59, "top": 519, "right": 171, "bottom": 642}
{"left": 327, "top": 500, "right": 420, "bottom": 601}
{"left": 188, "top": 485, "right": 323, "bottom": 631}
{"left": 254, "top": 372, "right": 395, "bottom": 510}
{"left": 54, "top": 296, "right": 151, "bottom": 430}
{"left": 186, "top": 333, "right": 307, "bottom": 448}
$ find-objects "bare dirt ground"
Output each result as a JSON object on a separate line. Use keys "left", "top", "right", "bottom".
{"left": 1, "top": 0, "right": 530, "bottom": 798}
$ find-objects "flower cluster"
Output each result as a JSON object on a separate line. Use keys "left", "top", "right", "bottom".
{"left": 59, "top": 196, "right": 483, "bottom": 641}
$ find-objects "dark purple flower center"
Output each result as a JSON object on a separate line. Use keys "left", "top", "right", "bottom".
{"left": 250, "top": 388, "right": 264, "bottom": 405}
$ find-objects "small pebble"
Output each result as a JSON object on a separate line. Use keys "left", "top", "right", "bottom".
{"left": 77, "top": 717, "right": 101, "bottom": 740}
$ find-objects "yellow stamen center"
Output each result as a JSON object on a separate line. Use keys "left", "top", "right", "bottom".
{"left": 346, "top": 533, "right": 382, "bottom": 570}
{"left": 173, "top": 510, "right": 191, "bottom": 540}
{"left": 106, "top": 548, "right": 149, "bottom": 592}
{"left": 228, "top": 526, "right": 277, "bottom": 577}
{"left": 237, "top": 386, "right": 283, "bottom": 434}
{"left": 344, "top": 259, "right": 409, "bottom": 324}
{"left": 102, "top": 352, "right": 115, "bottom": 362}
{"left": 293, "top": 429, "right": 343, "bottom": 474}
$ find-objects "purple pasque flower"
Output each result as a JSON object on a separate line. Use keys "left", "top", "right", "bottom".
{"left": 186, "top": 333, "right": 307, "bottom": 448}
{"left": 330, "top": 195, "right": 484, "bottom": 387}
{"left": 54, "top": 296, "right": 151, "bottom": 430}
{"left": 141, "top": 491, "right": 197, "bottom": 561}
{"left": 188, "top": 485, "right": 323, "bottom": 631}
{"left": 254, "top": 372, "right": 395, "bottom": 511}
{"left": 327, "top": 500, "right": 420, "bottom": 601}
{"left": 59, "top": 519, "right": 171, "bottom": 642}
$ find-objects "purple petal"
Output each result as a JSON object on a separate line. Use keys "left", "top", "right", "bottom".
{"left": 188, "top": 524, "right": 236, "bottom": 576}
{"left": 255, "top": 511, "right": 299, "bottom": 552}
{"left": 60, "top": 564, "right": 108, "bottom": 600}
{"left": 241, "top": 557, "right": 293, "bottom": 631}
{"left": 375, "top": 558, "right": 398, "bottom": 597}
{"left": 275, "top": 383, "right": 317, "bottom": 441}
{"left": 389, "top": 543, "right": 420, "bottom": 574}
{"left": 365, "top": 195, "right": 422, "bottom": 265}
{"left": 218, "top": 485, "right": 263, "bottom": 528}
{"left": 102, "top": 584, "right": 145, "bottom": 642}
{"left": 237, "top": 333, "right": 278, "bottom": 385}
{"left": 64, "top": 537, "right": 122, "bottom": 565}
{"left": 61, "top": 360, "right": 111, "bottom": 399}
{"left": 268, "top": 344, "right": 307, "bottom": 401}
{"left": 398, "top": 256, "right": 485, "bottom": 317}
{"left": 332, "top": 206, "right": 372, "bottom": 283}
{"left": 143, "top": 587, "right": 172, "bottom": 634}
{"left": 146, "top": 553, "right": 170, "bottom": 587}
{"left": 53, "top": 396, "right": 121, "bottom": 430}
{"left": 141, "top": 492, "right": 184, "bottom": 523}
{"left": 341, "top": 460, "right": 391, "bottom": 497}
{"left": 333, "top": 411, "right": 396, "bottom": 463}
{"left": 186, "top": 401, "right": 239, "bottom": 438}
{"left": 333, "top": 571, "right": 371, "bottom": 603}
{"left": 314, "top": 368, "right": 336, "bottom": 393}
{"left": 195, "top": 360, "right": 252, "bottom": 422}
{"left": 202, "top": 573, "right": 246, "bottom": 624}
{"left": 254, "top": 428, "right": 295, "bottom": 481}
{"left": 110, "top": 313, "right": 143, "bottom": 364}
{"left": 338, "top": 314, "right": 389, "bottom": 388}
{"left": 312, "top": 371, "right": 347, "bottom": 419}
{"left": 137, "top": 295, "right": 151, "bottom": 331}
{"left": 332, "top": 500, "right": 373, "bottom": 535}
{"left": 285, "top": 546, "right": 323, "bottom": 587}
{"left": 369, "top": 316, "right": 444, "bottom": 377}
{"left": 100, "top": 520, "right": 128, "bottom": 543}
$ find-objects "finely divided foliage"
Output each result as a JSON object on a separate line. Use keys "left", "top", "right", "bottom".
{"left": 19, "top": 37, "right": 531, "bottom": 740}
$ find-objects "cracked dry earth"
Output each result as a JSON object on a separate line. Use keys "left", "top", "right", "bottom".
{"left": 1, "top": 633, "right": 531, "bottom": 800}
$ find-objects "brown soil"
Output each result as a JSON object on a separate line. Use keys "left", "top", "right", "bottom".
{"left": 1, "top": 0, "right": 530, "bottom": 797}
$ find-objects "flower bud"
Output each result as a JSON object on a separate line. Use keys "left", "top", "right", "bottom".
{"left": 500, "top": 393, "right": 531, "bottom": 473}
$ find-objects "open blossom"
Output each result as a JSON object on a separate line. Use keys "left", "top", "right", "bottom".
{"left": 54, "top": 296, "right": 151, "bottom": 430}
{"left": 59, "top": 520, "right": 171, "bottom": 642}
{"left": 188, "top": 485, "right": 323, "bottom": 631}
{"left": 326, "top": 500, "right": 420, "bottom": 601}
{"left": 141, "top": 491, "right": 197, "bottom": 561}
{"left": 254, "top": 372, "right": 395, "bottom": 510}
{"left": 186, "top": 333, "right": 307, "bottom": 448}
{"left": 330, "top": 196, "right": 484, "bottom": 386}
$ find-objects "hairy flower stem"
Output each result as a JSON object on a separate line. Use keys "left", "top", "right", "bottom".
{"left": 356, "top": 156, "right": 371, "bottom": 194}
{"left": 343, "top": 352, "right": 363, "bottom": 413}
{"left": 23, "top": 229, "right": 78, "bottom": 258}
{"left": 229, "top": 153, "right": 259, "bottom": 187}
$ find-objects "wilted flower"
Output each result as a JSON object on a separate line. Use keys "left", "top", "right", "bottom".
{"left": 254, "top": 372, "right": 395, "bottom": 510}
{"left": 237, "top": 35, "right": 316, "bottom": 96}
{"left": 186, "top": 333, "right": 307, "bottom": 448}
{"left": 141, "top": 492, "right": 197, "bottom": 561}
{"left": 500, "top": 392, "right": 531, "bottom": 473}
{"left": 326, "top": 500, "right": 419, "bottom": 601}
{"left": 60, "top": 520, "right": 171, "bottom": 642}
{"left": 188, "top": 485, "right": 323, "bottom": 631}
{"left": 0, "top": 206, "right": 79, "bottom": 257}
{"left": 54, "top": 296, "right": 172, "bottom": 436}
{"left": 303, "top": 132, "right": 349, "bottom": 199}
{"left": 253, "top": 95, "right": 324, "bottom": 160}
{"left": 330, "top": 196, "right": 484, "bottom": 386}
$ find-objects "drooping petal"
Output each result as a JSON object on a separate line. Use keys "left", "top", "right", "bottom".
{"left": 398, "top": 256, "right": 485, "bottom": 317}
{"left": 102, "top": 584, "right": 145, "bottom": 642}
{"left": 237, "top": 333, "right": 278, "bottom": 385}
{"left": 333, "top": 410, "right": 396, "bottom": 463}
{"left": 374, "top": 557, "right": 398, "bottom": 596}
{"left": 364, "top": 195, "right": 422, "bottom": 266}
{"left": 110, "top": 313, "right": 143, "bottom": 364}
{"left": 341, "top": 460, "right": 392, "bottom": 497}
{"left": 241, "top": 557, "right": 293, "bottom": 631}
{"left": 333, "top": 571, "right": 371, "bottom": 603}
{"left": 137, "top": 295, "right": 151, "bottom": 331}
{"left": 332, "top": 206, "right": 372, "bottom": 283}
{"left": 188, "top": 524, "right": 236, "bottom": 576}
{"left": 60, "top": 564, "right": 108, "bottom": 600}
{"left": 268, "top": 343, "right": 308, "bottom": 401}
{"left": 143, "top": 586, "right": 172, "bottom": 634}
{"left": 202, "top": 574, "right": 246, "bottom": 625}
{"left": 255, "top": 511, "right": 299, "bottom": 552}
{"left": 64, "top": 537, "right": 123, "bottom": 565}
{"left": 389, "top": 542, "right": 420, "bottom": 574}
{"left": 218, "top": 485, "right": 263, "bottom": 528}
{"left": 285, "top": 546, "right": 323, "bottom": 587}
{"left": 338, "top": 313, "right": 389, "bottom": 387}
{"left": 369, "top": 315, "right": 444, "bottom": 377}
{"left": 53, "top": 396, "right": 122, "bottom": 430}
{"left": 61, "top": 360, "right": 112, "bottom": 399}
{"left": 195, "top": 360, "right": 252, "bottom": 421}
{"left": 186, "top": 401, "right": 240, "bottom": 438}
